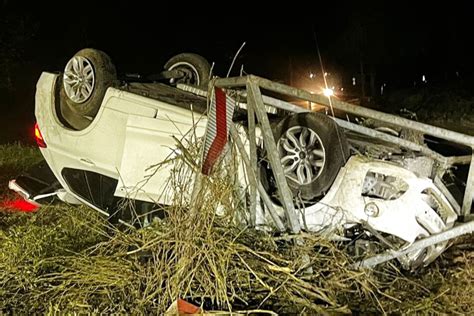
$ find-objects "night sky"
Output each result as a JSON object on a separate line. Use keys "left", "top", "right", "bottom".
{"left": 1, "top": 1, "right": 473, "bottom": 142}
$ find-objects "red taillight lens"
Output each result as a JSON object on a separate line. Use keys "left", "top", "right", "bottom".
{"left": 34, "top": 122, "right": 47, "bottom": 148}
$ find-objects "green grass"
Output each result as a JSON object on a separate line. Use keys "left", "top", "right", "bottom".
{"left": 0, "top": 143, "right": 473, "bottom": 314}
{"left": 0, "top": 142, "right": 42, "bottom": 196}
{"left": 0, "top": 142, "right": 42, "bottom": 169}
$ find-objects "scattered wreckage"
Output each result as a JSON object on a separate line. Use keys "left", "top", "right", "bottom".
{"left": 9, "top": 48, "right": 474, "bottom": 271}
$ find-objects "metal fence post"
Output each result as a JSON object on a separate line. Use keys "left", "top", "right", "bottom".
{"left": 246, "top": 78, "right": 301, "bottom": 233}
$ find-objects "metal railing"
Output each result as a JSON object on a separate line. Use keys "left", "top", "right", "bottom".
{"left": 195, "top": 74, "right": 474, "bottom": 268}
{"left": 215, "top": 75, "right": 474, "bottom": 220}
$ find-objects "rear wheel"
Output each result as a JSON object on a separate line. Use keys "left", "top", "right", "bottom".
{"left": 164, "top": 53, "right": 211, "bottom": 88}
{"left": 268, "top": 112, "right": 350, "bottom": 202}
{"left": 59, "top": 48, "right": 117, "bottom": 130}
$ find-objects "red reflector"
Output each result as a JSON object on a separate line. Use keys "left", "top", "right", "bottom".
{"left": 34, "top": 122, "right": 47, "bottom": 148}
{"left": 1, "top": 199, "right": 39, "bottom": 212}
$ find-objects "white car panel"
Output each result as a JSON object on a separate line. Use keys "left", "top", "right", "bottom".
{"left": 36, "top": 72, "right": 208, "bottom": 206}
{"left": 301, "top": 156, "right": 457, "bottom": 243}
{"left": 115, "top": 112, "right": 207, "bottom": 204}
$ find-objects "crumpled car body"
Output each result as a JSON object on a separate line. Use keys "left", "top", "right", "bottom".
{"left": 10, "top": 49, "right": 473, "bottom": 270}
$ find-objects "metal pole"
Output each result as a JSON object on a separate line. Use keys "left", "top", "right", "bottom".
{"left": 248, "top": 75, "right": 474, "bottom": 147}
{"left": 334, "top": 118, "right": 447, "bottom": 163}
{"left": 353, "top": 220, "right": 474, "bottom": 268}
{"left": 461, "top": 151, "right": 474, "bottom": 216}
{"left": 213, "top": 75, "right": 474, "bottom": 146}
{"left": 214, "top": 76, "right": 248, "bottom": 88}
{"left": 246, "top": 79, "right": 301, "bottom": 233}
{"left": 246, "top": 82, "right": 258, "bottom": 227}
{"left": 229, "top": 124, "right": 286, "bottom": 232}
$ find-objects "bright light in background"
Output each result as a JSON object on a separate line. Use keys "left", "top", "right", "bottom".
{"left": 323, "top": 88, "right": 334, "bottom": 97}
{"left": 298, "top": 69, "right": 341, "bottom": 99}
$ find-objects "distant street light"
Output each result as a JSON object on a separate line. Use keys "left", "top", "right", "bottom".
{"left": 323, "top": 88, "right": 334, "bottom": 97}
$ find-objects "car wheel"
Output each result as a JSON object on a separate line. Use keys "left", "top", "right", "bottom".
{"left": 164, "top": 53, "right": 211, "bottom": 87}
{"left": 60, "top": 48, "right": 117, "bottom": 130}
{"left": 271, "top": 112, "right": 350, "bottom": 202}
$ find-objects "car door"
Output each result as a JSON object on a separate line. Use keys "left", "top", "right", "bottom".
{"left": 115, "top": 100, "right": 207, "bottom": 205}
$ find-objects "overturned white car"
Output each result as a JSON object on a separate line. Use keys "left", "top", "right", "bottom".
{"left": 9, "top": 48, "right": 474, "bottom": 270}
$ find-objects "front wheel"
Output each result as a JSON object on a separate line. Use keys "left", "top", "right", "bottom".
{"left": 270, "top": 112, "right": 350, "bottom": 202}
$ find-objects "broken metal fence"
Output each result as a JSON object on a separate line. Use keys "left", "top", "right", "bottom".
{"left": 208, "top": 75, "right": 474, "bottom": 267}
{"left": 214, "top": 75, "right": 474, "bottom": 218}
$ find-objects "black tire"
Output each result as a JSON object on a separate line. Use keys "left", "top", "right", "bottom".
{"left": 270, "top": 112, "right": 350, "bottom": 201}
{"left": 60, "top": 48, "right": 117, "bottom": 130}
{"left": 58, "top": 87, "right": 94, "bottom": 130}
{"left": 164, "top": 53, "right": 211, "bottom": 88}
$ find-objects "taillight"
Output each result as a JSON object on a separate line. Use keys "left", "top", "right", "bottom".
{"left": 34, "top": 122, "right": 47, "bottom": 148}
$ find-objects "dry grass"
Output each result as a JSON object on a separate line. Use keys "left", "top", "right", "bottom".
{"left": 1, "top": 142, "right": 473, "bottom": 314}
{"left": 373, "top": 236, "right": 474, "bottom": 314}
{"left": 0, "top": 191, "right": 374, "bottom": 314}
